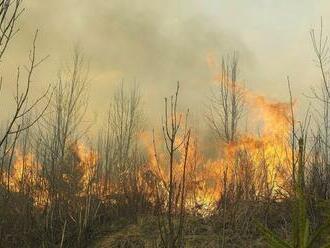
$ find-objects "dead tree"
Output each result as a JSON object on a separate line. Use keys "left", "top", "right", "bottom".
{"left": 206, "top": 53, "right": 245, "bottom": 247}
{"left": 36, "top": 48, "right": 93, "bottom": 246}
{"left": 154, "top": 82, "right": 191, "bottom": 248}
{"left": 99, "top": 82, "right": 143, "bottom": 219}
{"left": 0, "top": 30, "right": 49, "bottom": 148}
{"left": 38, "top": 48, "right": 88, "bottom": 197}
{"left": 310, "top": 19, "right": 330, "bottom": 198}
{"left": 0, "top": 31, "right": 50, "bottom": 194}
{"left": 0, "top": 2, "right": 50, "bottom": 245}
{"left": 107, "top": 82, "right": 142, "bottom": 182}
{"left": 0, "top": 0, "right": 24, "bottom": 61}
{"left": 206, "top": 52, "right": 244, "bottom": 144}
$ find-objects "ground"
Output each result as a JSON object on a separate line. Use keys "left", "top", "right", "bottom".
{"left": 90, "top": 215, "right": 266, "bottom": 248}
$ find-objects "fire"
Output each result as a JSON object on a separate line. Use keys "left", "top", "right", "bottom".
{"left": 241, "top": 92, "right": 292, "bottom": 192}
{"left": 3, "top": 151, "right": 49, "bottom": 207}
{"left": 140, "top": 129, "right": 221, "bottom": 215}
{"left": 10, "top": 151, "right": 38, "bottom": 191}
{"left": 1, "top": 142, "right": 99, "bottom": 208}
{"left": 0, "top": 84, "right": 293, "bottom": 216}
{"left": 70, "top": 142, "right": 99, "bottom": 193}
{"left": 248, "top": 94, "right": 291, "bottom": 136}
{"left": 137, "top": 81, "right": 293, "bottom": 216}
{"left": 212, "top": 91, "right": 293, "bottom": 201}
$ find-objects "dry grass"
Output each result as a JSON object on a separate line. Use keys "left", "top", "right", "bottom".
{"left": 91, "top": 214, "right": 268, "bottom": 248}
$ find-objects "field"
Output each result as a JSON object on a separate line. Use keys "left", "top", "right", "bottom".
{"left": 1, "top": 1, "right": 330, "bottom": 248}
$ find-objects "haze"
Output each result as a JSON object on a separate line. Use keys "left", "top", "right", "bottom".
{"left": 2, "top": 0, "right": 329, "bottom": 126}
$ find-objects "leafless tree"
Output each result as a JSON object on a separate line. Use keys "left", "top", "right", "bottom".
{"left": 0, "top": 0, "right": 24, "bottom": 61}
{"left": 0, "top": 31, "right": 50, "bottom": 151}
{"left": 35, "top": 48, "right": 95, "bottom": 246}
{"left": 0, "top": 31, "right": 50, "bottom": 203}
{"left": 206, "top": 52, "right": 245, "bottom": 247}
{"left": 206, "top": 52, "right": 244, "bottom": 143}
{"left": 38, "top": 48, "right": 88, "bottom": 163}
{"left": 98, "top": 82, "right": 144, "bottom": 220}
{"left": 107, "top": 82, "right": 142, "bottom": 181}
{"left": 154, "top": 82, "right": 191, "bottom": 248}
{"left": 0, "top": 2, "right": 51, "bottom": 245}
{"left": 310, "top": 18, "right": 330, "bottom": 198}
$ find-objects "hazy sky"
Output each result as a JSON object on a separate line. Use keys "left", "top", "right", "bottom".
{"left": 1, "top": 0, "right": 330, "bottom": 127}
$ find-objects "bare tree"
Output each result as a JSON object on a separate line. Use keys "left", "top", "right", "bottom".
{"left": 310, "top": 19, "right": 330, "bottom": 198}
{"left": 107, "top": 82, "right": 142, "bottom": 181}
{"left": 0, "top": 31, "right": 50, "bottom": 150}
{"left": 0, "top": 0, "right": 24, "bottom": 61}
{"left": 206, "top": 52, "right": 244, "bottom": 143}
{"left": 0, "top": 2, "right": 51, "bottom": 245}
{"left": 98, "top": 82, "right": 143, "bottom": 220}
{"left": 35, "top": 48, "right": 93, "bottom": 246}
{"left": 206, "top": 52, "right": 244, "bottom": 247}
{"left": 0, "top": 31, "right": 50, "bottom": 201}
{"left": 38, "top": 48, "right": 88, "bottom": 161}
{"left": 154, "top": 82, "right": 191, "bottom": 248}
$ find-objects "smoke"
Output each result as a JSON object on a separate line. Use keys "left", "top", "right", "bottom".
{"left": 0, "top": 0, "right": 255, "bottom": 128}
{"left": 1, "top": 0, "right": 327, "bottom": 132}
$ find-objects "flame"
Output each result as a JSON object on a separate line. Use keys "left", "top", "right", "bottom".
{"left": 139, "top": 75, "right": 293, "bottom": 214}
{"left": 70, "top": 142, "right": 98, "bottom": 193}
{"left": 0, "top": 77, "right": 294, "bottom": 216}
{"left": 11, "top": 152, "right": 37, "bottom": 190}
{"left": 2, "top": 151, "right": 49, "bottom": 207}
{"left": 1, "top": 142, "right": 99, "bottom": 208}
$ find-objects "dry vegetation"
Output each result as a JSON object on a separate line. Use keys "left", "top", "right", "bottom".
{"left": 2, "top": 1, "right": 330, "bottom": 248}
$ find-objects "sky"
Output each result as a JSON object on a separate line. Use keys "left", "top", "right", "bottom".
{"left": 1, "top": 0, "right": 329, "bottom": 129}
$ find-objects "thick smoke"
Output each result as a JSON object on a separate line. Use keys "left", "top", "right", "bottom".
{"left": 1, "top": 0, "right": 254, "bottom": 126}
